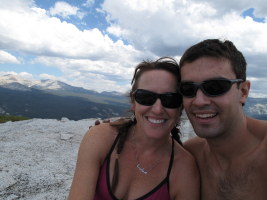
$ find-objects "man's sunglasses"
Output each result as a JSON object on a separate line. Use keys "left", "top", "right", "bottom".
{"left": 133, "top": 89, "right": 182, "bottom": 108}
{"left": 179, "top": 78, "right": 244, "bottom": 98}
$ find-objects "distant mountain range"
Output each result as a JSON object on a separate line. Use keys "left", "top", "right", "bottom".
{"left": 0, "top": 74, "right": 130, "bottom": 120}
{"left": 0, "top": 74, "right": 267, "bottom": 120}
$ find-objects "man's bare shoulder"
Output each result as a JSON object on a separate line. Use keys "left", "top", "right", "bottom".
{"left": 247, "top": 116, "right": 267, "bottom": 140}
{"left": 183, "top": 136, "right": 207, "bottom": 155}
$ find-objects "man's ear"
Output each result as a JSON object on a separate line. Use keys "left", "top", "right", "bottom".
{"left": 240, "top": 80, "right": 250, "bottom": 105}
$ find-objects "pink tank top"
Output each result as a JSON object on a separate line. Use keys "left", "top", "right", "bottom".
{"left": 94, "top": 136, "right": 174, "bottom": 200}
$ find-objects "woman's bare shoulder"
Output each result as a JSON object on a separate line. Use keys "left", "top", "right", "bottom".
{"left": 83, "top": 123, "right": 118, "bottom": 142}
{"left": 79, "top": 123, "right": 118, "bottom": 162}
{"left": 173, "top": 141, "right": 199, "bottom": 169}
{"left": 170, "top": 142, "right": 200, "bottom": 199}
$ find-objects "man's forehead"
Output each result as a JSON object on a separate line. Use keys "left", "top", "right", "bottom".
{"left": 180, "top": 57, "right": 234, "bottom": 81}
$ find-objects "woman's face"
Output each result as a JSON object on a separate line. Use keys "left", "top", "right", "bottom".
{"left": 132, "top": 69, "right": 181, "bottom": 139}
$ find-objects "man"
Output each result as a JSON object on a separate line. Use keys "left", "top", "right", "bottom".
{"left": 179, "top": 39, "right": 267, "bottom": 200}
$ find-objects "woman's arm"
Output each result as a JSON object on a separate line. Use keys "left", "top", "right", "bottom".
{"left": 68, "top": 124, "right": 117, "bottom": 200}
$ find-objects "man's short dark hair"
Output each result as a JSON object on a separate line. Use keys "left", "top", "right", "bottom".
{"left": 179, "top": 39, "right": 247, "bottom": 80}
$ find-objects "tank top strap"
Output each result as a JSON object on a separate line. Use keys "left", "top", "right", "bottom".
{"left": 166, "top": 137, "right": 174, "bottom": 178}
{"left": 106, "top": 132, "right": 120, "bottom": 159}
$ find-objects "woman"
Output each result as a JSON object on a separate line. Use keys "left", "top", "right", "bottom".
{"left": 68, "top": 57, "right": 200, "bottom": 200}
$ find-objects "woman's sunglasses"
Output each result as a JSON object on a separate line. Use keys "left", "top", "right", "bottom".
{"left": 133, "top": 89, "right": 182, "bottom": 108}
{"left": 179, "top": 78, "right": 244, "bottom": 98}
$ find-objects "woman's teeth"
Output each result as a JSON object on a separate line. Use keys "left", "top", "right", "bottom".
{"left": 148, "top": 118, "right": 165, "bottom": 124}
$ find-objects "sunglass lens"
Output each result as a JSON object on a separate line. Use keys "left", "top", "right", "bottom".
{"left": 180, "top": 83, "right": 197, "bottom": 97}
{"left": 134, "top": 89, "right": 181, "bottom": 108}
{"left": 134, "top": 90, "right": 156, "bottom": 106}
{"left": 161, "top": 93, "right": 182, "bottom": 108}
{"left": 203, "top": 80, "right": 231, "bottom": 96}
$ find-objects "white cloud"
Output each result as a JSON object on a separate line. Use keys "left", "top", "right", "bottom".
{"left": 39, "top": 73, "right": 61, "bottom": 80}
{"left": 0, "top": 0, "right": 34, "bottom": 11}
{"left": 198, "top": 0, "right": 267, "bottom": 17}
{"left": 38, "top": 67, "right": 131, "bottom": 93}
{"left": 0, "top": 71, "right": 33, "bottom": 79}
{"left": 68, "top": 72, "right": 131, "bottom": 93}
{"left": 33, "top": 56, "right": 134, "bottom": 92}
{"left": 0, "top": 1, "right": 147, "bottom": 61}
{"left": 49, "top": 1, "right": 85, "bottom": 19}
{"left": 83, "top": 0, "right": 95, "bottom": 7}
{"left": 0, "top": 71, "right": 17, "bottom": 76}
{"left": 18, "top": 72, "right": 34, "bottom": 80}
{"left": 107, "top": 25, "right": 125, "bottom": 37}
{"left": 0, "top": 50, "right": 21, "bottom": 64}
{"left": 102, "top": 0, "right": 267, "bottom": 55}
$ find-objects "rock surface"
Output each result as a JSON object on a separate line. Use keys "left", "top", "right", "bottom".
{"left": 0, "top": 117, "right": 195, "bottom": 199}
{"left": 0, "top": 118, "right": 94, "bottom": 200}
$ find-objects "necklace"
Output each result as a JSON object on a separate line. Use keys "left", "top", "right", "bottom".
{"left": 132, "top": 127, "right": 161, "bottom": 175}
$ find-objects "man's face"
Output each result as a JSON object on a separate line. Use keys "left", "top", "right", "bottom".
{"left": 180, "top": 57, "right": 247, "bottom": 139}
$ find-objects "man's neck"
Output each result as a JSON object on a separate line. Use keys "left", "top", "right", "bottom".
{"left": 206, "top": 116, "right": 257, "bottom": 167}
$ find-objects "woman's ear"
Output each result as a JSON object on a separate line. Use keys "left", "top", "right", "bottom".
{"left": 131, "top": 97, "right": 136, "bottom": 111}
{"left": 240, "top": 80, "right": 250, "bottom": 105}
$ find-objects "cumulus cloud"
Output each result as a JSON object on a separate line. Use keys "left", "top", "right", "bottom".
{"left": 33, "top": 56, "right": 134, "bottom": 92}
{"left": 0, "top": 50, "right": 21, "bottom": 64}
{"left": 39, "top": 73, "right": 62, "bottom": 80}
{"left": 83, "top": 0, "right": 95, "bottom": 7}
{"left": 0, "top": 0, "right": 34, "bottom": 11}
{"left": 0, "top": 71, "right": 33, "bottom": 79}
{"left": 200, "top": 0, "right": 267, "bottom": 17}
{"left": 49, "top": 1, "right": 85, "bottom": 19}
{"left": 102, "top": 0, "right": 267, "bottom": 55}
{"left": 0, "top": 0, "right": 146, "bottom": 61}
{"left": 19, "top": 72, "right": 34, "bottom": 79}
{"left": 0, "top": 71, "right": 18, "bottom": 76}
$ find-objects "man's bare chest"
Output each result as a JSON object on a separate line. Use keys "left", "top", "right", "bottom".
{"left": 200, "top": 162, "right": 267, "bottom": 200}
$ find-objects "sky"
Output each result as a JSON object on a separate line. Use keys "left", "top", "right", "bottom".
{"left": 0, "top": 0, "right": 266, "bottom": 97}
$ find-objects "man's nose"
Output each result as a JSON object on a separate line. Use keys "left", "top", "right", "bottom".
{"left": 192, "top": 89, "right": 211, "bottom": 106}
